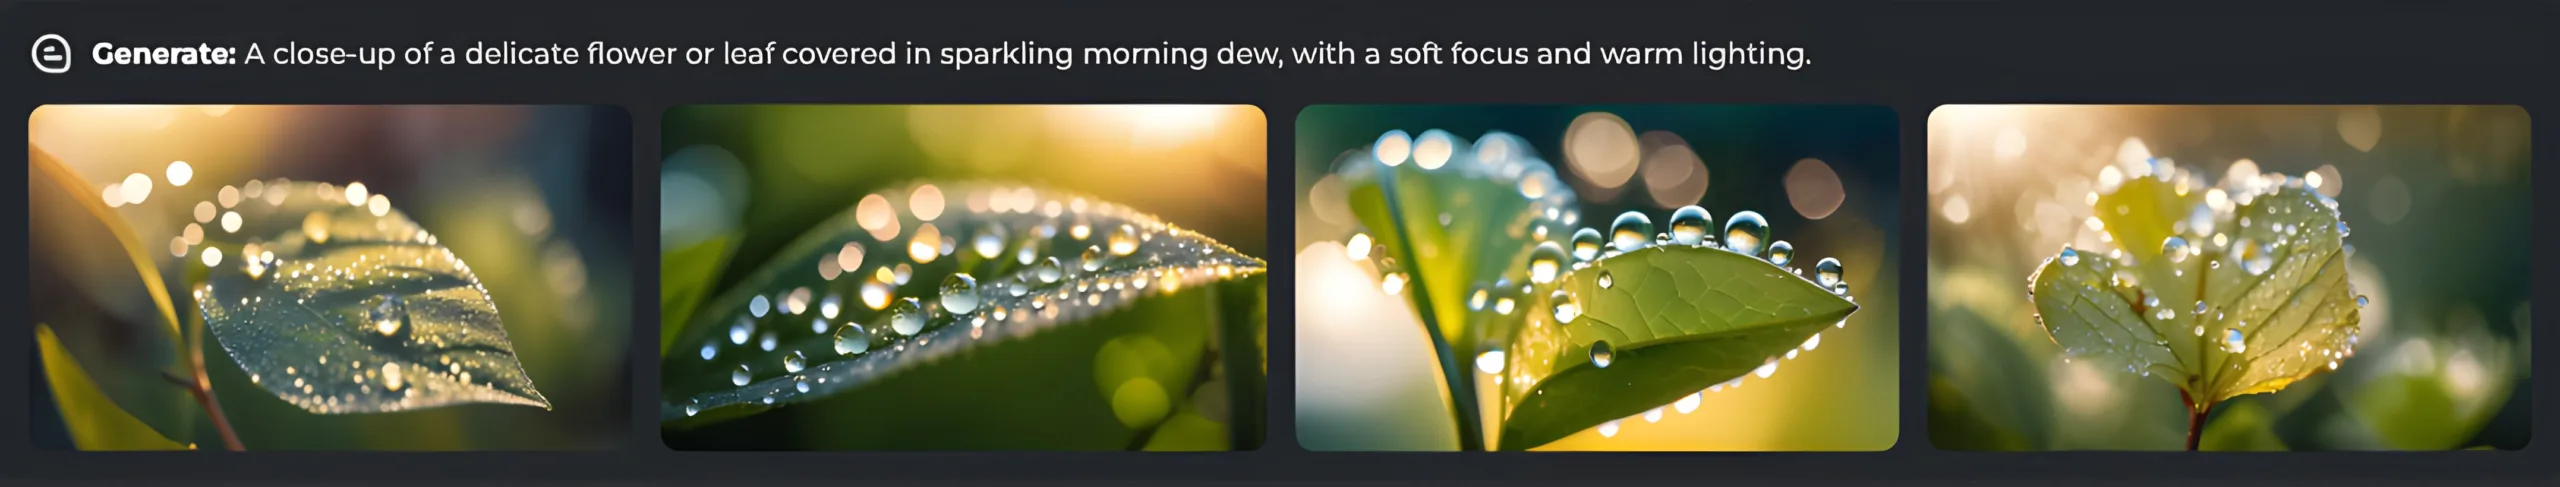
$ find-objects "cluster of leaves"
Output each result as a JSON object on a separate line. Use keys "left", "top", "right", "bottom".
{"left": 1329, "top": 130, "right": 1856, "bottom": 450}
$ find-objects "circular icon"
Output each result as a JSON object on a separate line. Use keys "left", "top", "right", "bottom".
{"left": 33, "top": 34, "right": 71, "bottom": 73}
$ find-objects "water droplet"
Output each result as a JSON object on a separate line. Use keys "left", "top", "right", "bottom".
{"left": 2195, "top": 301, "right": 2208, "bottom": 314}
{"left": 796, "top": 377, "right": 812, "bottom": 393}
{"left": 684, "top": 401, "right": 701, "bottom": 416}
{"left": 860, "top": 274, "right": 894, "bottom": 310}
{"left": 1597, "top": 271, "right": 1614, "bottom": 289}
{"left": 367, "top": 294, "right": 403, "bottom": 337}
{"left": 2059, "top": 245, "right": 2081, "bottom": 266}
{"left": 1108, "top": 224, "right": 1139, "bottom": 256}
{"left": 2155, "top": 307, "right": 2174, "bottom": 321}
{"left": 2161, "top": 236, "right": 2191, "bottom": 263}
{"left": 749, "top": 295, "right": 771, "bottom": 318}
{"left": 1379, "top": 272, "right": 1407, "bottom": 295}
{"left": 1609, "top": 211, "right": 1653, "bottom": 252}
{"left": 2335, "top": 221, "right": 2352, "bottom": 237}
{"left": 973, "top": 226, "right": 1008, "bottom": 259}
{"left": 1599, "top": 420, "right": 1621, "bottom": 438}
{"left": 2143, "top": 295, "right": 2160, "bottom": 308}
{"left": 1767, "top": 240, "right": 1795, "bottom": 266}
{"left": 1494, "top": 297, "right": 1515, "bottom": 315}
{"left": 1550, "top": 290, "right": 1581, "bottom": 323}
{"left": 2221, "top": 328, "right": 2248, "bottom": 353}
{"left": 2355, "top": 295, "right": 2369, "bottom": 307}
{"left": 1643, "top": 408, "right": 1664, "bottom": 423}
{"left": 1674, "top": 393, "right": 1703, "bottom": 414}
{"left": 728, "top": 318, "right": 753, "bottom": 345}
{"left": 833, "top": 323, "right": 871, "bottom": 355}
{"left": 1590, "top": 341, "right": 1614, "bottom": 368}
{"left": 1080, "top": 246, "right": 1105, "bottom": 272}
{"left": 1814, "top": 258, "right": 1845, "bottom": 288}
{"left": 381, "top": 363, "right": 404, "bottom": 392}
{"left": 1475, "top": 350, "right": 1506, "bottom": 374}
{"left": 699, "top": 342, "right": 718, "bottom": 360}
{"left": 1570, "top": 228, "right": 1604, "bottom": 262}
{"left": 2236, "top": 239, "right": 2275, "bottom": 275}
{"left": 940, "top": 274, "right": 981, "bottom": 314}
{"left": 783, "top": 351, "right": 807, "bottom": 373}
{"left": 731, "top": 364, "right": 752, "bottom": 386}
{"left": 1035, "top": 257, "right": 1064, "bottom": 283}
{"left": 1723, "top": 211, "right": 1771, "bottom": 258}
{"left": 888, "top": 298, "right": 927, "bottom": 336}
{"left": 1468, "top": 287, "right": 1488, "bottom": 311}
{"left": 1667, "top": 206, "right": 1713, "bottom": 246}
{"left": 1527, "top": 241, "right": 1566, "bottom": 284}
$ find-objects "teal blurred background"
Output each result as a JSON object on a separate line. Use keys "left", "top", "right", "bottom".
{"left": 30, "top": 105, "right": 632, "bottom": 450}
{"left": 1927, "top": 105, "right": 2530, "bottom": 451}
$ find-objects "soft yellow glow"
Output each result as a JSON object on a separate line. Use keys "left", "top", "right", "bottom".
{"left": 165, "top": 161, "right": 193, "bottom": 186}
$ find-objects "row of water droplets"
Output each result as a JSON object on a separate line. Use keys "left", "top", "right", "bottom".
{"left": 2031, "top": 159, "right": 2365, "bottom": 384}
{"left": 1337, "top": 129, "right": 1853, "bottom": 442}
{"left": 673, "top": 182, "right": 1264, "bottom": 418}
{"left": 184, "top": 180, "right": 519, "bottom": 412}
{"left": 1530, "top": 206, "right": 1848, "bottom": 439}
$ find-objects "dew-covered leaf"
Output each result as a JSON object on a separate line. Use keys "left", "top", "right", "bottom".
{"left": 2028, "top": 168, "right": 2361, "bottom": 409}
{"left": 1496, "top": 245, "right": 1856, "bottom": 450}
{"left": 1336, "top": 130, "right": 1577, "bottom": 349}
{"left": 27, "top": 148, "right": 196, "bottom": 440}
{"left": 37, "top": 324, "right": 192, "bottom": 451}
{"left": 190, "top": 180, "right": 550, "bottom": 413}
{"left": 658, "top": 182, "right": 1266, "bottom": 430}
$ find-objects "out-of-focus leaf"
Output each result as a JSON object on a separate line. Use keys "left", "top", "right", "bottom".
{"left": 193, "top": 180, "right": 550, "bottom": 413}
{"left": 1926, "top": 309, "right": 2053, "bottom": 451}
{"left": 659, "top": 145, "right": 752, "bottom": 356}
{"left": 2028, "top": 170, "right": 2361, "bottom": 410}
{"left": 37, "top": 324, "right": 192, "bottom": 451}
{"left": 660, "top": 236, "right": 736, "bottom": 355}
{"left": 1497, "top": 245, "right": 1856, "bottom": 450}
{"left": 2199, "top": 400, "right": 2286, "bottom": 451}
{"left": 1333, "top": 130, "right": 1575, "bottom": 450}
{"left": 658, "top": 181, "right": 1266, "bottom": 435}
{"left": 1338, "top": 131, "right": 1575, "bottom": 349}
{"left": 27, "top": 147, "right": 195, "bottom": 440}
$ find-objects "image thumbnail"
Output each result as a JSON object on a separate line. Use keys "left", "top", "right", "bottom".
{"left": 657, "top": 105, "right": 1267, "bottom": 451}
{"left": 1927, "top": 105, "right": 2530, "bottom": 451}
{"left": 29, "top": 105, "right": 632, "bottom": 450}
{"left": 1294, "top": 105, "right": 1900, "bottom": 451}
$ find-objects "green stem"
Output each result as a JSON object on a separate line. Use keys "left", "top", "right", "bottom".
{"left": 2181, "top": 390, "right": 2208, "bottom": 452}
{"left": 1376, "top": 167, "right": 1485, "bottom": 451}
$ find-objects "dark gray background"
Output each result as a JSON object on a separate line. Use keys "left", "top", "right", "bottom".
{"left": 4, "top": 0, "right": 2554, "bottom": 485}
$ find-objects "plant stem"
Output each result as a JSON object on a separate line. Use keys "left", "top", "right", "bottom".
{"left": 1375, "top": 168, "right": 1485, "bottom": 451}
{"left": 176, "top": 311, "right": 244, "bottom": 451}
{"left": 2180, "top": 390, "right": 2207, "bottom": 452}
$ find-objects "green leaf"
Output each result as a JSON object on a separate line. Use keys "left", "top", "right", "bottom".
{"left": 26, "top": 147, "right": 196, "bottom": 440}
{"left": 37, "top": 324, "right": 192, "bottom": 451}
{"left": 1496, "top": 245, "right": 1856, "bottom": 450}
{"left": 658, "top": 182, "right": 1267, "bottom": 432}
{"left": 1333, "top": 130, "right": 1576, "bottom": 450}
{"left": 191, "top": 180, "right": 550, "bottom": 413}
{"left": 2028, "top": 169, "right": 2362, "bottom": 409}
{"left": 660, "top": 236, "right": 737, "bottom": 355}
{"left": 1338, "top": 131, "right": 1575, "bottom": 349}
